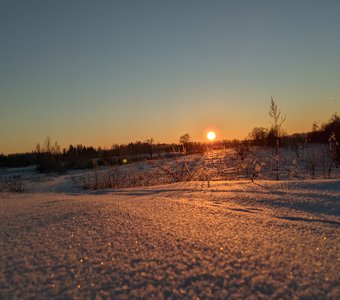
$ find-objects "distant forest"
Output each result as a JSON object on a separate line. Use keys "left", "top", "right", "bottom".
{"left": 0, "top": 140, "right": 206, "bottom": 172}
{"left": 1, "top": 112, "right": 339, "bottom": 172}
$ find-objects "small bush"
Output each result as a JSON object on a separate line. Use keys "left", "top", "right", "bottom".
{"left": 1, "top": 176, "right": 26, "bottom": 193}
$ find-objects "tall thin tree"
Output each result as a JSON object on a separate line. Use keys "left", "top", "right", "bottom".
{"left": 269, "top": 97, "right": 286, "bottom": 180}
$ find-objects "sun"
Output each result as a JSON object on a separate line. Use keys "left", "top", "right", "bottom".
{"left": 207, "top": 131, "right": 216, "bottom": 141}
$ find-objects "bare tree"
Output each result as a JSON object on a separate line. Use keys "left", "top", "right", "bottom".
{"left": 269, "top": 97, "right": 286, "bottom": 180}
{"left": 250, "top": 127, "right": 267, "bottom": 146}
{"left": 269, "top": 96, "right": 286, "bottom": 139}
{"left": 179, "top": 133, "right": 191, "bottom": 153}
{"left": 43, "top": 136, "right": 52, "bottom": 153}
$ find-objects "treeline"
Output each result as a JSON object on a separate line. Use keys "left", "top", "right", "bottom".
{"left": 0, "top": 139, "right": 206, "bottom": 172}
{"left": 0, "top": 153, "right": 37, "bottom": 168}
{"left": 249, "top": 113, "right": 340, "bottom": 146}
{"left": 307, "top": 114, "right": 340, "bottom": 144}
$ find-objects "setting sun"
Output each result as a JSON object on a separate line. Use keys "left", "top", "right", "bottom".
{"left": 207, "top": 131, "right": 216, "bottom": 141}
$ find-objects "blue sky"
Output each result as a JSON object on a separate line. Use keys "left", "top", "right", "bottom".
{"left": 1, "top": 0, "right": 339, "bottom": 153}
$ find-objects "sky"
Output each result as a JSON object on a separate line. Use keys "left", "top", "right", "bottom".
{"left": 1, "top": 0, "right": 339, "bottom": 154}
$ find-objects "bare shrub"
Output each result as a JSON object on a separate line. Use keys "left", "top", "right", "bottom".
{"left": 247, "top": 154, "right": 264, "bottom": 182}
{"left": 306, "top": 148, "right": 318, "bottom": 179}
{"left": 232, "top": 143, "right": 252, "bottom": 179}
{"left": 328, "top": 132, "right": 339, "bottom": 174}
{"left": 74, "top": 161, "right": 164, "bottom": 190}
{"left": 235, "top": 143, "right": 250, "bottom": 163}
{"left": 75, "top": 166, "right": 132, "bottom": 190}
{"left": 157, "top": 160, "right": 192, "bottom": 183}
{"left": 1, "top": 176, "right": 26, "bottom": 193}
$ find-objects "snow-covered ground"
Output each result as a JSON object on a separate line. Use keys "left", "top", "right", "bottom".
{"left": 0, "top": 164, "right": 340, "bottom": 299}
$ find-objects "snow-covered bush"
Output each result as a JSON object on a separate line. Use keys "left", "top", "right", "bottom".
{"left": 0, "top": 176, "right": 25, "bottom": 193}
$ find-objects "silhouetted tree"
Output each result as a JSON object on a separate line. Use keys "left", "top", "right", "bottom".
{"left": 268, "top": 96, "right": 286, "bottom": 143}
{"left": 146, "top": 138, "right": 154, "bottom": 159}
{"left": 179, "top": 133, "right": 191, "bottom": 153}
{"left": 36, "top": 137, "right": 63, "bottom": 172}
{"left": 250, "top": 127, "right": 267, "bottom": 146}
{"left": 268, "top": 97, "right": 286, "bottom": 180}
